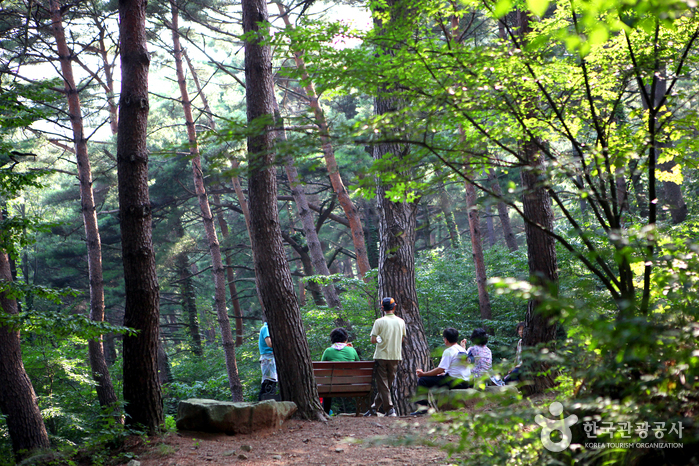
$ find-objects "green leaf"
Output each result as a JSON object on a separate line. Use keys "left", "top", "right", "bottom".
{"left": 526, "top": 0, "right": 549, "bottom": 17}
{"left": 588, "top": 26, "right": 609, "bottom": 46}
{"left": 493, "top": 0, "right": 513, "bottom": 18}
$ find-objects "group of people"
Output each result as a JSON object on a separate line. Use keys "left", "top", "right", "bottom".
{"left": 257, "top": 296, "right": 523, "bottom": 415}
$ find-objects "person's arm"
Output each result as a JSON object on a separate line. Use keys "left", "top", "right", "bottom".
{"left": 265, "top": 336, "right": 272, "bottom": 348}
{"left": 416, "top": 367, "right": 445, "bottom": 377}
{"left": 371, "top": 335, "right": 378, "bottom": 344}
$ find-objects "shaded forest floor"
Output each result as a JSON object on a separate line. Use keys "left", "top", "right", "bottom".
{"left": 115, "top": 414, "right": 465, "bottom": 466}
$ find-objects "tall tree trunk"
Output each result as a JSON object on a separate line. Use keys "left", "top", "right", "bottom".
{"left": 372, "top": 0, "right": 429, "bottom": 417}
{"left": 282, "top": 231, "right": 326, "bottom": 306}
{"left": 464, "top": 172, "right": 492, "bottom": 320}
{"left": 49, "top": 0, "right": 119, "bottom": 412}
{"left": 275, "top": 2, "right": 371, "bottom": 280}
{"left": 274, "top": 102, "right": 343, "bottom": 310}
{"left": 520, "top": 140, "right": 559, "bottom": 394}
{"left": 509, "top": 11, "right": 559, "bottom": 394}
{"left": 242, "top": 0, "right": 325, "bottom": 420}
{"left": 641, "top": 68, "right": 687, "bottom": 224}
{"left": 157, "top": 340, "right": 172, "bottom": 384}
{"left": 489, "top": 169, "right": 518, "bottom": 252}
{"left": 117, "top": 0, "right": 163, "bottom": 432}
{"left": 183, "top": 52, "right": 247, "bottom": 346}
{"left": 174, "top": 215, "right": 203, "bottom": 356}
{"left": 0, "top": 233, "right": 50, "bottom": 460}
{"left": 484, "top": 203, "right": 496, "bottom": 248}
{"left": 171, "top": 1, "right": 242, "bottom": 401}
{"left": 211, "top": 196, "right": 245, "bottom": 346}
{"left": 437, "top": 176, "right": 461, "bottom": 249}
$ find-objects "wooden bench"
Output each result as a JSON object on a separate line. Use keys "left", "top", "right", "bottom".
{"left": 313, "top": 361, "right": 375, "bottom": 416}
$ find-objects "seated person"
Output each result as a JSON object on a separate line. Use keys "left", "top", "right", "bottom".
{"left": 504, "top": 322, "right": 524, "bottom": 384}
{"left": 461, "top": 327, "right": 493, "bottom": 382}
{"left": 411, "top": 328, "right": 470, "bottom": 415}
{"left": 320, "top": 327, "right": 359, "bottom": 414}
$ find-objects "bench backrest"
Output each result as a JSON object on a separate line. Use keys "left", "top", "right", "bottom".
{"left": 313, "top": 361, "right": 374, "bottom": 395}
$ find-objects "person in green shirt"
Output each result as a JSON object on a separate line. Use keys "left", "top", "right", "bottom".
{"left": 320, "top": 327, "right": 359, "bottom": 413}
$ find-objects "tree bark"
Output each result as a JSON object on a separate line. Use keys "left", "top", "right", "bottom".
{"left": 520, "top": 140, "right": 559, "bottom": 394}
{"left": 242, "top": 0, "right": 325, "bottom": 421}
{"left": 372, "top": 0, "right": 429, "bottom": 417}
{"left": 464, "top": 173, "right": 492, "bottom": 320}
{"left": 183, "top": 52, "right": 247, "bottom": 346}
{"left": 117, "top": 0, "right": 163, "bottom": 432}
{"left": 276, "top": 2, "right": 371, "bottom": 281}
{"left": 0, "top": 235, "right": 50, "bottom": 460}
{"left": 274, "top": 101, "right": 343, "bottom": 310}
{"left": 508, "top": 11, "right": 559, "bottom": 395}
{"left": 50, "top": 0, "right": 120, "bottom": 412}
{"left": 641, "top": 69, "right": 687, "bottom": 224}
{"left": 171, "top": 0, "right": 242, "bottom": 401}
{"left": 484, "top": 203, "right": 496, "bottom": 248}
{"left": 174, "top": 214, "right": 203, "bottom": 355}
{"left": 489, "top": 170, "right": 518, "bottom": 252}
{"left": 437, "top": 176, "right": 461, "bottom": 249}
{"left": 375, "top": 178, "right": 429, "bottom": 416}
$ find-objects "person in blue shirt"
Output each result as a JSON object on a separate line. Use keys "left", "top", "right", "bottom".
{"left": 258, "top": 321, "right": 277, "bottom": 400}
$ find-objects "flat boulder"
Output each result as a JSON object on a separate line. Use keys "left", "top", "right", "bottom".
{"left": 176, "top": 399, "right": 297, "bottom": 434}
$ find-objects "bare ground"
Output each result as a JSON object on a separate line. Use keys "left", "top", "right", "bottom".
{"left": 119, "top": 413, "right": 466, "bottom": 466}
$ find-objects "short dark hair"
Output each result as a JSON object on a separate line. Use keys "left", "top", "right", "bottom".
{"left": 330, "top": 327, "right": 349, "bottom": 344}
{"left": 443, "top": 327, "right": 459, "bottom": 344}
{"left": 382, "top": 297, "right": 396, "bottom": 311}
{"left": 470, "top": 328, "right": 488, "bottom": 346}
{"left": 516, "top": 322, "right": 525, "bottom": 332}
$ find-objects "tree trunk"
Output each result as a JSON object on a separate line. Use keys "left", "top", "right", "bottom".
{"left": 157, "top": 339, "right": 172, "bottom": 384}
{"left": 211, "top": 195, "right": 245, "bottom": 346}
{"left": 0, "top": 238, "right": 50, "bottom": 460}
{"left": 372, "top": 0, "right": 429, "bottom": 417}
{"left": 484, "top": 204, "right": 496, "bottom": 248}
{"left": 171, "top": 0, "right": 242, "bottom": 401}
{"left": 375, "top": 179, "right": 429, "bottom": 416}
{"left": 117, "top": 0, "right": 163, "bottom": 432}
{"left": 50, "top": 0, "right": 120, "bottom": 412}
{"left": 437, "top": 176, "right": 461, "bottom": 249}
{"left": 464, "top": 175, "right": 493, "bottom": 320}
{"left": 183, "top": 52, "right": 247, "bottom": 346}
{"left": 488, "top": 170, "right": 518, "bottom": 252}
{"left": 174, "top": 215, "right": 203, "bottom": 356}
{"left": 276, "top": 2, "right": 371, "bottom": 281}
{"left": 242, "top": 0, "right": 325, "bottom": 421}
{"left": 520, "top": 140, "right": 559, "bottom": 394}
{"left": 641, "top": 70, "right": 687, "bottom": 224}
{"left": 274, "top": 102, "right": 343, "bottom": 310}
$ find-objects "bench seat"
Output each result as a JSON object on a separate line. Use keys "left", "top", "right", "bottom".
{"left": 313, "top": 361, "right": 375, "bottom": 416}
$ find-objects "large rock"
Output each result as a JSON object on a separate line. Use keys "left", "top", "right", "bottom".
{"left": 176, "top": 399, "right": 297, "bottom": 434}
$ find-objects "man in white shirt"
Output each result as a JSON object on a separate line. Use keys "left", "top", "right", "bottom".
{"left": 411, "top": 327, "right": 470, "bottom": 415}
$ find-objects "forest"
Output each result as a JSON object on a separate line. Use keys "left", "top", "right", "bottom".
{"left": 0, "top": 0, "right": 697, "bottom": 464}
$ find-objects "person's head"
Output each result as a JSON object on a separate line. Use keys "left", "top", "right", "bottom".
{"left": 516, "top": 322, "right": 525, "bottom": 337}
{"left": 442, "top": 327, "right": 459, "bottom": 344}
{"left": 382, "top": 297, "right": 397, "bottom": 312}
{"left": 470, "top": 328, "right": 488, "bottom": 346}
{"left": 330, "top": 327, "right": 349, "bottom": 344}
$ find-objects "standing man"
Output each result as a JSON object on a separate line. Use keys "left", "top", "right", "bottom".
{"left": 365, "top": 297, "right": 406, "bottom": 417}
{"left": 258, "top": 320, "right": 277, "bottom": 400}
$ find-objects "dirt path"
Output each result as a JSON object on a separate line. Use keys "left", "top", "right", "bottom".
{"left": 125, "top": 414, "right": 464, "bottom": 466}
